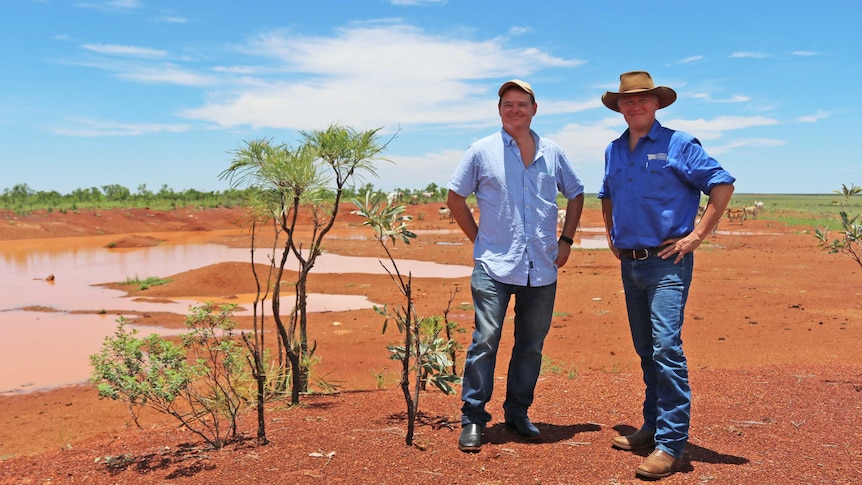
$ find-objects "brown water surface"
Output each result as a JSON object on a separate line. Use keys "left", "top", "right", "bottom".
{"left": 0, "top": 234, "right": 472, "bottom": 394}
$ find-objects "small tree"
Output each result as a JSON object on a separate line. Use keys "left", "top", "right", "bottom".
{"left": 90, "top": 303, "right": 251, "bottom": 449}
{"left": 240, "top": 217, "right": 278, "bottom": 446}
{"left": 387, "top": 315, "right": 461, "bottom": 392}
{"left": 816, "top": 183, "right": 862, "bottom": 269}
{"left": 352, "top": 192, "right": 461, "bottom": 446}
{"left": 220, "top": 125, "right": 392, "bottom": 405}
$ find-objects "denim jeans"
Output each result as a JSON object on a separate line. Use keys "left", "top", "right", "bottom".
{"left": 460, "top": 264, "right": 556, "bottom": 427}
{"left": 621, "top": 252, "right": 693, "bottom": 459}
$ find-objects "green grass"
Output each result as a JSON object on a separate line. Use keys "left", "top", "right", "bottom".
{"left": 715, "top": 193, "right": 861, "bottom": 231}
{"left": 122, "top": 276, "right": 171, "bottom": 291}
{"left": 540, "top": 356, "right": 580, "bottom": 379}
{"left": 562, "top": 193, "right": 860, "bottom": 231}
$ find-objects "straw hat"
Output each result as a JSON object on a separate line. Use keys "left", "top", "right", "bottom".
{"left": 601, "top": 71, "right": 676, "bottom": 112}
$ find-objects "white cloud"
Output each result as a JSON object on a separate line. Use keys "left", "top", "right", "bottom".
{"left": 667, "top": 115, "right": 778, "bottom": 140}
{"left": 389, "top": 0, "right": 447, "bottom": 5}
{"left": 378, "top": 149, "right": 464, "bottom": 191}
{"left": 730, "top": 51, "right": 770, "bottom": 59}
{"left": 792, "top": 50, "right": 819, "bottom": 56}
{"left": 182, "top": 23, "right": 585, "bottom": 131}
{"left": 118, "top": 64, "right": 217, "bottom": 86}
{"left": 212, "top": 65, "right": 267, "bottom": 77}
{"left": 706, "top": 138, "right": 785, "bottom": 155}
{"left": 719, "top": 94, "right": 751, "bottom": 103}
{"left": 157, "top": 16, "right": 188, "bottom": 24}
{"left": 540, "top": 99, "right": 603, "bottom": 115}
{"left": 74, "top": 0, "right": 141, "bottom": 11}
{"left": 107, "top": 0, "right": 140, "bottom": 7}
{"left": 376, "top": 115, "right": 617, "bottom": 192}
{"left": 797, "top": 110, "right": 829, "bottom": 123}
{"left": 81, "top": 44, "right": 167, "bottom": 58}
{"left": 690, "top": 92, "right": 750, "bottom": 103}
{"left": 668, "top": 55, "right": 704, "bottom": 66}
{"left": 53, "top": 118, "right": 190, "bottom": 137}
{"left": 72, "top": 45, "right": 217, "bottom": 87}
{"left": 548, "top": 117, "right": 621, "bottom": 165}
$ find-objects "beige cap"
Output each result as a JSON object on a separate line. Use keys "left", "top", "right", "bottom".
{"left": 498, "top": 79, "right": 535, "bottom": 98}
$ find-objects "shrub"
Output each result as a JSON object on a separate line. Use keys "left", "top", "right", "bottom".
{"left": 815, "top": 183, "right": 862, "bottom": 269}
{"left": 89, "top": 303, "right": 252, "bottom": 449}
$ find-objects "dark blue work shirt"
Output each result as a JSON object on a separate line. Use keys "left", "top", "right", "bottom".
{"left": 597, "top": 120, "right": 735, "bottom": 249}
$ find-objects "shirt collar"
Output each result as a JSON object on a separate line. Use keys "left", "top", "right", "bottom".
{"left": 501, "top": 128, "right": 539, "bottom": 147}
{"left": 646, "top": 119, "right": 663, "bottom": 140}
{"left": 621, "top": 119, "right": 662, "bottom": 143}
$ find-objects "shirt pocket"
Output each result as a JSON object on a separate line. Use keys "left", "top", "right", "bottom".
{"left": 642, "top": 164, "right": 675, "bottom": 201}
{"left": 536, "top": 172, "right": 558, "bottom": 203}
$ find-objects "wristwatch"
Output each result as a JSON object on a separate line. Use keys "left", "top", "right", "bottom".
{"left": 559, "top": 235, "right": 574, "bottom": 246}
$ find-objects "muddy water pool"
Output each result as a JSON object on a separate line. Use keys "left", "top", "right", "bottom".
{"left": 0, "top": 237, "right": 472, "bottom": 394}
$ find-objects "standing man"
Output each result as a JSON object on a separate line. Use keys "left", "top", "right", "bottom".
{"left": 598, "top": 71, "right": 735, "bottom": 479}
{"left": 447, "top": 79, "right": 584, "bottom": 452}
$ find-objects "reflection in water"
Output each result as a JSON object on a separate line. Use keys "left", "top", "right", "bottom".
{"left": 0, "top": 313, "right": 182, "bottom": 394}
{"left": 0, "top": 239, "right": 473, "bottom": 394}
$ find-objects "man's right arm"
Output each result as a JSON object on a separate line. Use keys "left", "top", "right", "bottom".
{"left": 446, "top": 190, "right": 478, "bottom": 243}
{"left": 600, "top": 197, "right": 620, "bottom": 259}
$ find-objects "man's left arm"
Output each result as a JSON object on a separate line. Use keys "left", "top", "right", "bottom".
{"left": 659, "top": 183, "right": 735, "bottom": 263}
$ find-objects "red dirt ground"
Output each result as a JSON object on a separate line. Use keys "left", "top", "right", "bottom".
{"left": 0, "top": 204, "right": 860, "bottom": 484}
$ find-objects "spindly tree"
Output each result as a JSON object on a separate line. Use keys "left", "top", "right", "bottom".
{"left": 221, "top": 125, "right": 391, "bottom": 404}
{"left": 352, "top": 192, "right": 461, "bottom": 446}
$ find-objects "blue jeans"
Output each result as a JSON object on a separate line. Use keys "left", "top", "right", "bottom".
{"left": 621, "top": 252, "right": 693, "bottom": 459}
{"left": 461, "top": 264, "right": 556, "bottom": 427}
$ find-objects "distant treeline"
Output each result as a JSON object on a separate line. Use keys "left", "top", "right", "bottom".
{"left": 0, "top": 182, "right": 451, "bottom": 213}
{"left": 1, "top": 183, "right": 250, "bottom": 212}
{"left": 4, "top": 182, "right": 857, "bottom": 217}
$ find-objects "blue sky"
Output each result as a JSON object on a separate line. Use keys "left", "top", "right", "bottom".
{"left": 2, "top": 0, "right": 859, "bottom": 195}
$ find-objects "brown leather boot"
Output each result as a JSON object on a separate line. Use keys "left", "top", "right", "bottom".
{"left": 612, "top": 427, "right": 655, "bottom": 450}
{"left": 636, "top": 449, "right": 680, "bottom": 479}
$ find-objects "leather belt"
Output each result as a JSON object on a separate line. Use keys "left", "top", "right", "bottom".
{"left": 618, "top": 247, "right": 661, "bottom": 260}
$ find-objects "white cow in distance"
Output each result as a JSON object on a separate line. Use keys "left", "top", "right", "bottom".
{"left": 438, "top": 206, "right": 453, "bottom": 223}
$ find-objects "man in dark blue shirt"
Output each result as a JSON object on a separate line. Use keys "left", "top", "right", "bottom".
{"left": 597, "top": 71, "right": 735, "bottom": 479}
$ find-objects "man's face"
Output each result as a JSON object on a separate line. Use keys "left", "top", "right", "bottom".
{"left": 498, "top": 89, "right": 537, "bottom": 133}
{"left": 618, "top": 94, "right": 659, "bottom": 131}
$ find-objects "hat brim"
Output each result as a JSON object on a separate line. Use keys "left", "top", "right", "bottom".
{"left": 601, "top": 86, "right": 677, "bottom": 112}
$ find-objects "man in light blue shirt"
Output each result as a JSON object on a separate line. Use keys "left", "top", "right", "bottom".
{"left": 447, "top": 79, "right": 584, "bottom": 452}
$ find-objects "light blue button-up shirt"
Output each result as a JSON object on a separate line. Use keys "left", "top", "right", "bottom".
{"left": 448, "top": 129, "right": 584, "bottom": 286}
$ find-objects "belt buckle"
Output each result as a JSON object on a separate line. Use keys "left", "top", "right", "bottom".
{"left": 634, "top": 248, "right": 649, "bottom": 260}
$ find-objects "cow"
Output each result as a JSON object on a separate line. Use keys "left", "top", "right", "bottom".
{"left": 386, "top": 191, "right": 402, "bottom": 205}
{"left": 438, "top": 207, "right": 452, "bottom": 222}
{"left": 726, "top": 208, "right": 746, "bottom": 225}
